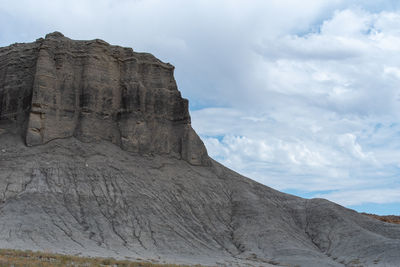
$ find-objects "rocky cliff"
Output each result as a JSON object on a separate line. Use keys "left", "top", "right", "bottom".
{"left": 1, "top": 33, "right": 400, "bottom": 267}
{"left": 0, "top": 32, "right": 208, "bottom": 165}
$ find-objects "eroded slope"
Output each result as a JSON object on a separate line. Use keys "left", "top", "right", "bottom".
{"left": 1, "top": 132, "right": 399, "bottom": 266}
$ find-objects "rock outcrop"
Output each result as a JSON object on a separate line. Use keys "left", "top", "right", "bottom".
{"left": 0, "top": 32, "right": 208, "bottom": 165}
{"left": 1, "top": 33, "right": 400, "bottom": 267}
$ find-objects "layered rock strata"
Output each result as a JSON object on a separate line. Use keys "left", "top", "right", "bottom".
{"left": 0, "top": 32, "right": 208, "bottom": 165}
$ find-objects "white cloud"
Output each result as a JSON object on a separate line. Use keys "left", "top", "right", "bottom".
{"left": 317, "top": 188, "right": 400, "bottom": 206}
{"left": 193, "top": 107, "right": 400, "bottom": 196}
{"left": 320, "top": 9, "right": 372, "bottom": 37}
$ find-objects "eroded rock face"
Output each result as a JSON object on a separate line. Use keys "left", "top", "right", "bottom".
{"left": 1, "top": 134, "right": 400, "bottom": 267}
{"left": 0, "top": 32, "right": 208, "bottom": 165}
{"left": 0, "top": 40, "right": 40, "bottom": 131}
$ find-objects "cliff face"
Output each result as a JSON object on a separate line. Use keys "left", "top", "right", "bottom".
{"left": 0, "top": 40, "right": 40, "bottom": 130}
{"left": 0, "top": 32, "right": 208, "bottom": 165}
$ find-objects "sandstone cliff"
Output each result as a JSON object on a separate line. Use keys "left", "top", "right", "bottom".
{"left": 0, "top": 32, "right": 208, "bottom": 165}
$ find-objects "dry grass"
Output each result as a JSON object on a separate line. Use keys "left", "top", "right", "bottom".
{"left": 0, "top": 249, "right": 202, "bottom": 267}
{"left": 361, "top": 213, "right": 400, "bottom": 225}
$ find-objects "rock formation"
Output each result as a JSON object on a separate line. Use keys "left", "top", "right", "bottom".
{"left": 1, "top": 33, "right": 400, "bottom": 267}
{"left": 0, "top": 32, "right": 208, "bottom": 166}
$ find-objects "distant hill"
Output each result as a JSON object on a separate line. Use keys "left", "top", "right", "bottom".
{"left": 362, "top": 213, "right": 400, "bottom": 225}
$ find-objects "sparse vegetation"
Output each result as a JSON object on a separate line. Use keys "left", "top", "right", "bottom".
{"left": 0, "top": 249, "right": 202, "bottom": 267}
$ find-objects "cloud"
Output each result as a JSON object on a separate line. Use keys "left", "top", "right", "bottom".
{"left": 317, "top": 188, "right": 400, "bottom": 206}
{"left": 193, "top": 8, "right": 400, "bottom": 205}
{"left": 190, "top": 7, "right": 400, "bottom": 206}
{"left": 193, "top": 108, "right": 400, "bottom": 194}
{"left": 1, "top": 0, "right": 400, "bottom": 212}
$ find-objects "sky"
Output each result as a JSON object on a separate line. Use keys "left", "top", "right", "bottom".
{"left": 1, "top": 0, "right": 399, "bottom": 215}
